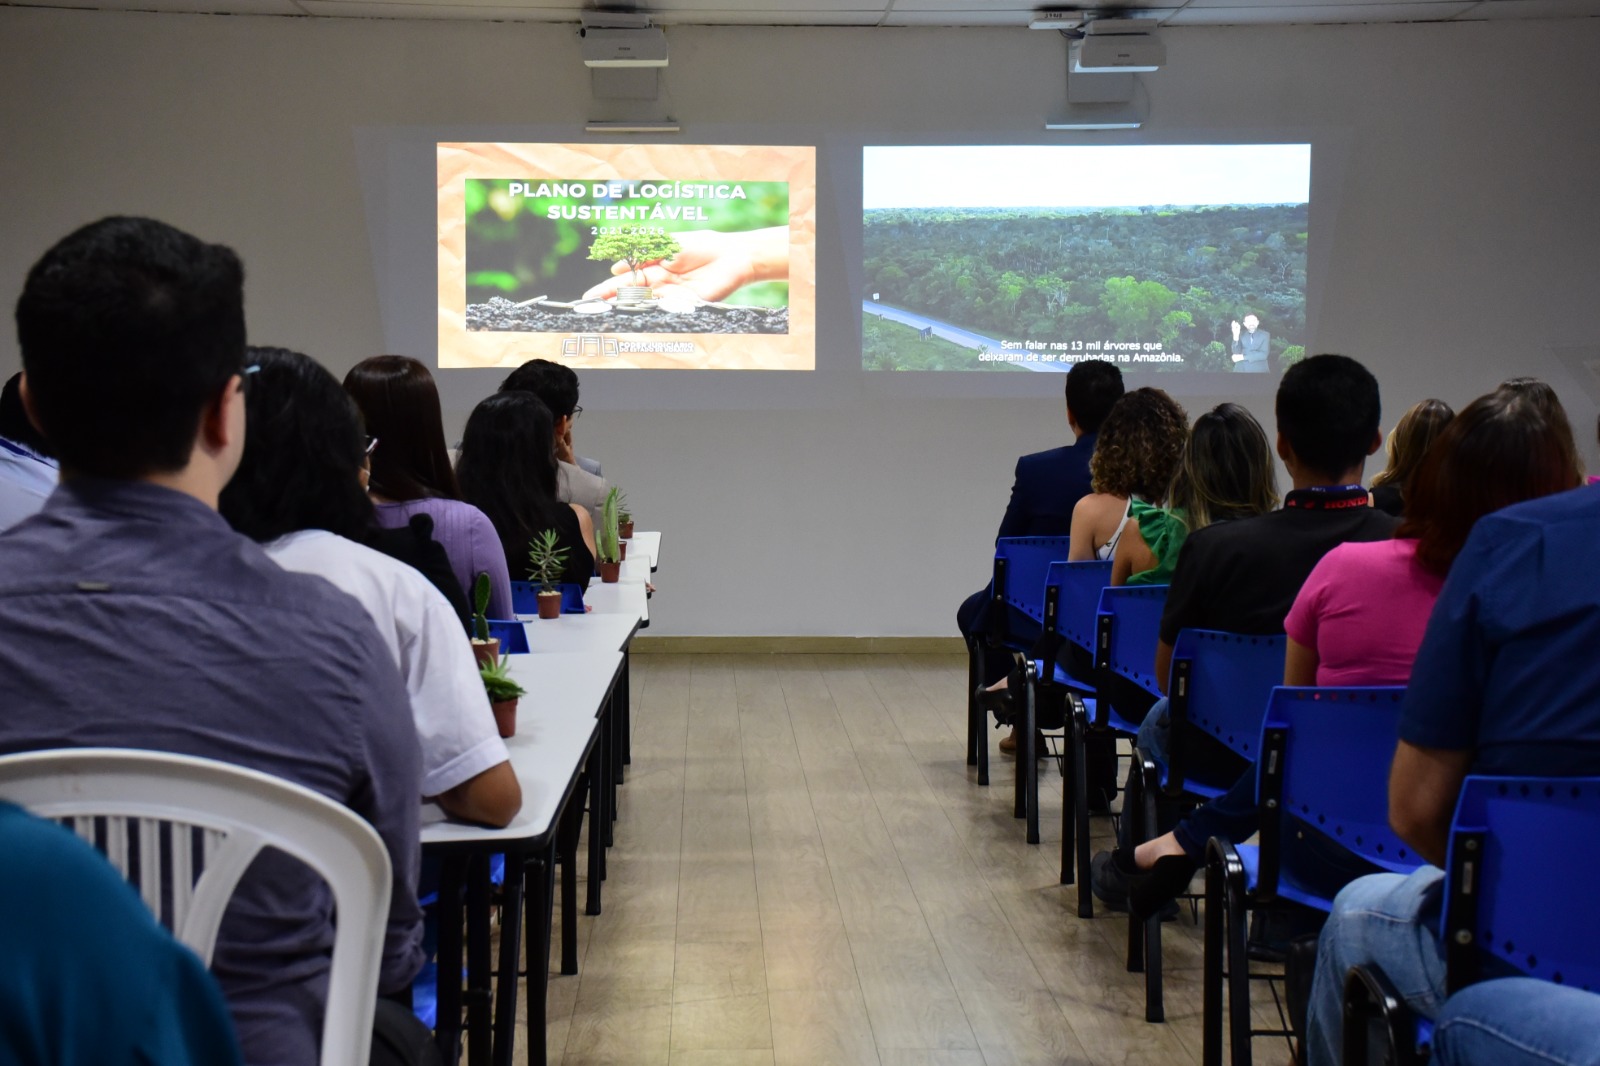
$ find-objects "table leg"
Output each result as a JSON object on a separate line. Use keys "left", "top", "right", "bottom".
{"left": 606, "top": 689, "right": 618, "bottom": 845}
{"left": 559, "top": 800, "right": 581, "bottom": 975}
{"left": 434, "top": 858, "right": 466, "bottom": 1063}
{"left": 620, "top": 651, "right": 632, "bottom": 767}
{"left": 525, "top": 845, "right": 557, "bottom": 1066}
{"left": 466, "top": 854, "right": 493, "bottom": 1066}
{"left": 585, "top": 758, "right": 603, "bottom": 915}
{"left": 492, "top": 854, "right": 525, "bottom": 1066}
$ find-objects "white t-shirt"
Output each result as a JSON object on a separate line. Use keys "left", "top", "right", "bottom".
{"left": 265, "top": 529, "right": 509, "bottom": 798}
{"left": 0, "top": 437, "right": 58, "bottom": 533}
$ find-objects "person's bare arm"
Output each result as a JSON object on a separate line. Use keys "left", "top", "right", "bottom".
{"left": 1284, "top": 638, "right": 1319, "bottom": 687}
{"left": 572, "top": 503, "right": 598, "bottom": 560}
{"left": 434, "top": 760, "right": 523, "bottom": 828}
{"left": 1111, "top": 519, "right": 1156, "bottom": 587}
{"left": 1068, "top": 493, "right": 1124, "bottom": 562}
{"left": 1389, "top": 740, "right": 1473, "bottom": 867}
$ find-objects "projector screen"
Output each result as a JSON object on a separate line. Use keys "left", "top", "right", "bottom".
{"left": 862, "top": 144, "right": 1310, "bottom": 374}
{"left": 437, "top": 142, "right": 816, "bottom": 371}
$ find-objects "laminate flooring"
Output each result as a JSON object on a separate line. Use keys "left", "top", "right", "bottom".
{"left": 507, "top": 653, "right": 1292, "bottom": 1065}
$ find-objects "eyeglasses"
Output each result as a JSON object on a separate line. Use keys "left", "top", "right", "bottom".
{"left": 365, "top": 436, "right": 380, "bottom": 456}
{"left": 572, "top": 405, "right": 583, "bottom": 421}
{"left": 238, "top": 364, "right": 261, "bottom": 394}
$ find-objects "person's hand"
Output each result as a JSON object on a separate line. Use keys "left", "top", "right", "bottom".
{"left": 1232, "top": 352, "right": 1244, "bottom": 362}
{"left": 1231, "top": 319, "right": 1241, "bottom": 340}
{"left": 582, "top": 226, "right": 788, "bottom": 303}
{"left": 554, "top": 421, "right": 576, "bottom": 465}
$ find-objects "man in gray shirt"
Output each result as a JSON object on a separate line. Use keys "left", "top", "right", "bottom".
{"left": 3, "top": 216, "right": 424, "bottom": 1065}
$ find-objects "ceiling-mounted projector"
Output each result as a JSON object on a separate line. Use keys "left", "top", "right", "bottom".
{"left": 1071, "top": 18, "right": 1165, "bottom": 72}
{"left": 580, "top": 12, "right": 667, "bottom": 67}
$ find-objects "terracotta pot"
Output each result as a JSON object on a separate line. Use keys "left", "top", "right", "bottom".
{"left": 470, "top": 637, "right": 501, "bottom": 667}
{"left": 536, "top": 591, "right": 562, "bottom": 619}
{"left": 619, "top": 521, "right": 635, "bottom": 540}
{"left": 491, "top": 697, "right": 518, "bottom": 738}
{"left": 598, "top": 560, "right": 621, "bottom": 584}
{"left": 618, "top": 540, "right": 627, "bottom": 561}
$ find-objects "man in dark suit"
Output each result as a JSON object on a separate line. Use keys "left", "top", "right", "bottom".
{"left": 957, "top": 359, "right": 1124, "bottom": 655}
{"left": 1231, "top": 313, "right": 1270, "bottom": 373}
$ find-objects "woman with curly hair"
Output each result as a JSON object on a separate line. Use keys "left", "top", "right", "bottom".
{"left": 1067, "top": 387, "right": 1190, "bottom": 562}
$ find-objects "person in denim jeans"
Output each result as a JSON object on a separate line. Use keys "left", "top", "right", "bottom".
{"left": 1434, "top": 979, "right": 1600, "bottom": 1066}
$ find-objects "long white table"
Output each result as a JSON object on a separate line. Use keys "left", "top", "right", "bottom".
{"left": 627, "top": 530, "right": 660, "bottom": 571}
{"left": 421, "top": 651, "right": 623, "bottom": 1066}
{"left": 510, "top": 612, "right": 639, "bottom": 655}
{"left": 580, "top": 578, "right": 649, "bottom": 626}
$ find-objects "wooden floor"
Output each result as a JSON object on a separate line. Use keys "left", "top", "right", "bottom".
{"left": 512, "top": 652, "right": 1285, "bottom": 1066}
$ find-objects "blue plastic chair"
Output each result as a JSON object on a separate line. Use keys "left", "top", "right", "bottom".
{"left": 1343, "top": 775, "right": 1600, "bottom": 1066}
{"left": 968, "top": 537, "right": 1073, "bottom": 789}
{"left": 485, "top": 619, "right": 530, "bottom": 655}
{"left": 1199, "top": 687, "right": 1417, "bottom": 1065}
{"left": 1131, "top": 629, "right": 1287, "bottom": 1025}
{"left": 509, "top": 580, "right": 586, "bottom": 615}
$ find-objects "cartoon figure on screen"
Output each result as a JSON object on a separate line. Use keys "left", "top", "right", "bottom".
{"left": 1231, "top": 313, "right": 1270, "bottom": 373}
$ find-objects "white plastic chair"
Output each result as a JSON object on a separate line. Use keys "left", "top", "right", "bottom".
{"left": 0, "top": 747, "right": 393, "bottom": 1066}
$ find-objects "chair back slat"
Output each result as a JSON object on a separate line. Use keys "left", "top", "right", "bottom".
{"left": 1444, "top": 776, "right": 1600, "bottom": 994}
{"left": 1048, "top": 560, "right": 1114, "bottom": 653}
{"left": 994, "top": 537, "right": 1073, "bottom": 624}
{"left": 1169, "top": 629, "right": 1286, "bottom": 764}
{"left": 486, "top": 619, "right": 531, "bottom": 654}
{"left": 1258, "top": 687, "right": 1419, "bottom": 894}
{"left": 1094, "top": 585, "right": 1170, "bottom": 695}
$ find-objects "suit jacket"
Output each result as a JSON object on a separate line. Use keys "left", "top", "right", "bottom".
{"left": 995, "top": 431, "right": 1098, "bottom": 541}
{"left": 1232, "top": 328, "right": 1270, "bottom": 369}
{"left": 576, "top": 455, "right": 603, "bottom": 478}
{"left": 557, "top": 460, "right": 609, "bottom": 529}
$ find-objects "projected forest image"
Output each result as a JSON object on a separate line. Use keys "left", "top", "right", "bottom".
{"left": 863, "top": 203, "right": 1307, "bottom": 372}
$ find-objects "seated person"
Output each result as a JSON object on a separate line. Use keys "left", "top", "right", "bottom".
{"left": 1432, "top": 979, "right": 1600, "bottom": 1066}
{"left": 0, "top": 802, "right": 242, "bottom": 1065}
{"left": 344, "top": 355, "right": 515, "bottom": 620}
{"left": 1100, "top": 386, "right": 1581, "bottom": 915}
{"left": 0, "top": 371, "right": 58, "bottom": 531}
{"left": 458, "top": 391, "right": 597, "bottom": 589}
{"left": 1368, "top": 398, "right": 1454, "bottom": 517}
{"left": 220, "top": 347, "right": 521, "bottom": 829}
{"left": 498, "top": 358, "right": 608, "bottom": 526}
{"left": 1303, "top": 385, "right": 1590, "bottom": 1066}
{"left": 0, "top": 216, "right": 424, "bottom": 1064}
{"left": 1068, "top": 386, "right": 1189, "bottom": 563}
{"left": 955, "top": 359, "right": 1124, "bottom": 648}
{"left": 1112, "top": 402, "right": 1279, "bottom": 588}
{"left": 1091, "top": 354, "right": 1396, "bottom": 910}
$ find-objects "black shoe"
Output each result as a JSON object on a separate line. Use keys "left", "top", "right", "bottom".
{"left": 1094, "top": 849, "right": 1194, "bottom": 920}
{"left": 975, "top": 683, "right": 1017, "bottom": 726}
{"left": 1090, "top": 850, "right": 1131, "bottom": 912}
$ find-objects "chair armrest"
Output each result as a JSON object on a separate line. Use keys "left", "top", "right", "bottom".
{"left": 1342, "top": 965, "right": 1426, "bottom": 1066}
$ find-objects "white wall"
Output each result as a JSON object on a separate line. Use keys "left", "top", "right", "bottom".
{"left": 2, "top": 11, "right": 1598, "bottom": 635}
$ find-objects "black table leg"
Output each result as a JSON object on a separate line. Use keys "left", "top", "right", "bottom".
{"left": 525, "top": 845, "right": 557, "bottom": 1066}
{"left": 491, "top": 854, "right": 525, "bottom": 1066}
{"left": 434, "top": 858, "right": 466, "bottom": 1064}
{"left": 559, "top": 801, "right": 582, "bottom": 975}
{"left": 466, "top": 854, "right": 493, "bottom": 1066}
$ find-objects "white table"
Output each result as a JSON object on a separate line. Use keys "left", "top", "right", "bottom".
{"left": 581, "top": 579, "right": 649, "bottom": 627}
{"left": 627, "top": 530, "right": 660, "bottom": 571}
{"left": 422, "top": 651, "right": 623, "bottom": 1066}
{"left": 507, "top": 612, "right": 640, "bottom": 655}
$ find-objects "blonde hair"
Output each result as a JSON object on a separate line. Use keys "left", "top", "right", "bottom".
{"left": 1371, "top": 398, "right": 1455, "bottom": 490}
{"left": 1166, "top": 403, "right": 1279, "bottom": 531}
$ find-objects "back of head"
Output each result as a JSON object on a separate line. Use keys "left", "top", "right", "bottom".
{"left": 457, "top": 391, "right": 564, "bottom": 567}
{"left": 1371, "top": 398, "right": 1455, "bottom": 490}
{"left": 1274, "top": 354, "right": 1382, "bottom": 483}
{"left": 499, "top": 358, "right": 579, "bottom": 420}
{"left": 1065, "top": 359, "right": 1125, "bottom": 435}
{"left": 0, "top": 373, "right": 52, "bottom": 457}
{"left": 1168, "top": 403, "right": 1280, "bottom": 530}
{"left": 1496, "top": 377, "right": 1583, "bottom": 480}
{"left": 15, "top": 216, "right": 245, "bottom": 479}
{"left": 1399, "top": 387, "right": 1583, "bottom": 574}
{"left": 1089, "top": 387, "right": 1188, "bottom": 501}
{"left": 218, "top": 347, "right": 374, "bottom": 543}
{"left": 343, "top": 355, "right": 459, "bottom": 502}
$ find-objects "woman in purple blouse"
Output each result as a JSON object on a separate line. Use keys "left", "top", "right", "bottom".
{"left": 344, "top": 356, "right": 515, "bottom": 619}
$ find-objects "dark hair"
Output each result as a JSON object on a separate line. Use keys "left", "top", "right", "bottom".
{"left": 343, "top": 356, "right": 460, "bottom": 502}
{"left": 1371, "top": 399, "right": 1455, "bottom": 491}
{"left": 1089, "top": 387, "right": 1189, "bottom": 500}
{"left": 1496, "top": 377, "right": 1583, "bottom": 481}
{"left": 1065, "top": 359, "right": 1125, "bottom": 435}
{"left": 457, "top": 391, "right": 570, "bottom": 578}
{"left": 218, "top": 347, "right": 375, "bottom": 544}
{"left": 15, "top": 216, "right": 245, "bottom": 478}
{"left": 1274, "top": 354, "right": 1381, "bottom": 482}
{"left": 1399, "top": 388, "right": 1582, "bottom": 574}
{"left": 499, "top": 358, "right": 579, "bottom": 420}
{"left": 1167, "top": 403, "right": 1279, "bottom": 530}
{"left": 0, "top": 373, "right": 52, "bottom": 457}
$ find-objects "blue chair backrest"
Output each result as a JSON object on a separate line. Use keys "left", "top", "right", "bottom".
{"left": 993, "top": 537, "right": 1073, "bottom": 624}
{"left": 1168, "top": 629, "right": 1286, "bottom": 768}
{"left": 510, "top": 581, "right": 587, "bottom": 615}
{"left": 1047, "top": 559, "right": 1114, "bottom": 653}
{"left": 1093, "top": 585, "right": 1170, "bottom": 696}
{"left": 1443, "top": 776, "right": 1600, "bottom": 994}
{"left": 1256, "top": 687, "right": 1420, "bottom": 900}
{"left": 486, "top": 619, "right": 531, "bottom": 654}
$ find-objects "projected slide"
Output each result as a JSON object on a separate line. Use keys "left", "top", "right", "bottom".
{"left": 862, "top": 144, "right": 1310, "bottom": 373}
{"left": 438, "top": 142, "right": 816, "bottom": 370}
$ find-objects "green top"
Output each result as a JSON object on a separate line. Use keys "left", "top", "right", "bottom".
{"left": 1125, "top": 499, "right": 1190, "bottom": 586}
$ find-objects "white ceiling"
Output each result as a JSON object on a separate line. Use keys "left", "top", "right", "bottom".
{"left": 8, "top": 0, "right": 1600, "bottom": 27}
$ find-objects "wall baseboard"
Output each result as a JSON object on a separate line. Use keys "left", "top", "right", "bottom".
{"left": 630, "top": 636, "right": 966, "bottom": 655}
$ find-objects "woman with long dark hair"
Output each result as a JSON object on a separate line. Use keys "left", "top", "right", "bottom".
{"left": 220, "top": 347, "right": 520, "bottom": 828}
{"left": 457, "top": 391, "right": 597, "bottom": 589}
{"left": 344, "top": 355, "right": 514, "bottom": 620}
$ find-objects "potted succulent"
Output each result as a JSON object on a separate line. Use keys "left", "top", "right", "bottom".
{"left": 526, "top": 528, "right": 569, "bottom": 620}
{"left": 468, "top": 572, "right": 500, "bottom": 666}
{"left": 596, "top": 487, "right": 622, "bottom": 583}
{"left": 478, "top": 653, "right": 526, "bottom": 738}
{"left": 617, "top": 492, "right": 635, "bottom": 541}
